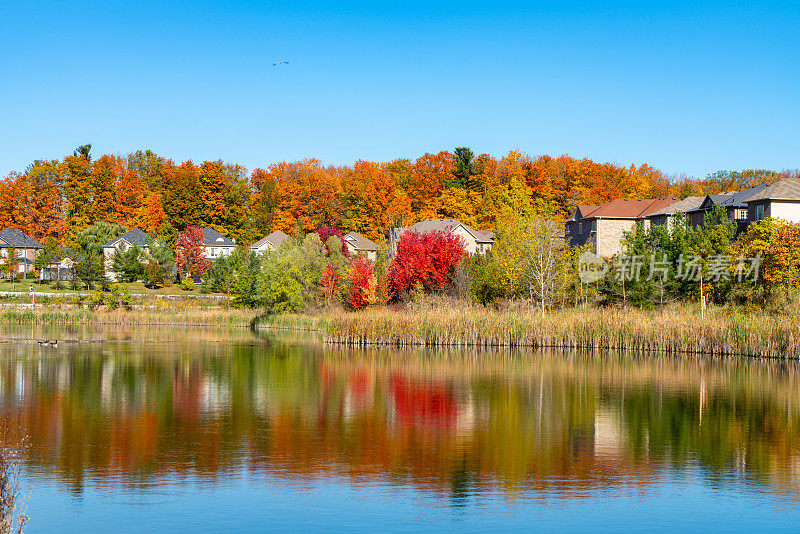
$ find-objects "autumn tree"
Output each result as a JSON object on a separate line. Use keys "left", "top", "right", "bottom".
{"left": 162, "top": 161, "right": 204, "bottom": 230}
{"left": 64, "top": 144, "right": 94, "bottom": 229}
{"left": 250, "top": 168, "right": 279, "bottom": 238}
{"left": 272, "top": 160, "right": 343, "bottom": 233}
{"left": 127, "top": 149, "right": 164, "bottom": 190}
{"left": 349, "top": 259, "right": 377, "bottom": 309}
{"left": 91, "top": 155, "right": 120, "bottom": 223}
{"left": 387, "top": 230, "right": 465, "bottom": 298}
{"left": 175, "top": 225, "right": 210, "bottom": 278}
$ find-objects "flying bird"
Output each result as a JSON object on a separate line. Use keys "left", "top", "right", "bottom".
{"left": 273, "top": 60, "right": 290, "bottom": 67}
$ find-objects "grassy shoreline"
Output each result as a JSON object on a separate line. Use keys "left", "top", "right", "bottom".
{"left": 267, "top": 305, "right": 800, "bottom": 359}
{"left": 4, "top": 303, "right": 800, "bottom": 360}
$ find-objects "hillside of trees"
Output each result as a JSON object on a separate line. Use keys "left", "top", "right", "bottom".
{"left": 2, "top": 144, "right": 796, "bottom": 247}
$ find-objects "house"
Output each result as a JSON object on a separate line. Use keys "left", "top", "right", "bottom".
{"left": 39, "top": 247, "right": 81, "bottom": 282}
{"left": 343, "top": 232, "right": 378, "bottom": 262}
{"left": 202, "top": 227, "right": 236, "bottom": 260}
{"left": 646, "top": 196, "right": 704, "bottom": 229}
{"left": 566, "top": 198, "right": 678, "bottom": 257}
{"left": 685, "top": 184, "right": 768, "bottom": 229}
{"left": 102, "top": 228, "right": 154, "bottom": 281}
{"left": 389, "top": 219, "right": 494, "bottom": 256}
{"left": 745, "top": 177, "right": 800, "bottom": 224}
{"left": 0, "top": 228, "right": 42, "bottom": 278}
{"left": 250, "top": 230, "right": 292, "bottom": 253}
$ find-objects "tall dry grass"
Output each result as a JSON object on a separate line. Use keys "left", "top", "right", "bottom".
{"left": 318, "top": 303, "right": 800, "bottom": 359}
{"left": 0, "top": 306, "right": 254, "bottom": 327}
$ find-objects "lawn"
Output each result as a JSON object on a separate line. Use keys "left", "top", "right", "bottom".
{"left": 0, "top": 279, "right": 229, "bottom": 297}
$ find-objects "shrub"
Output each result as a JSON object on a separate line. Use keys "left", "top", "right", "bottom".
{"left": 387, "top": 230, "right": 464, "bottom": 299}
{"left": 181, "top": 278, "right": 194, "bottom": 291}
{"left": 349, "top": 259, "right": 375, "bottom": 309}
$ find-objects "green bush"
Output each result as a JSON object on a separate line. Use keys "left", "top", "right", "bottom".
{"left": 181, "top": 278, "right": 194, "bottom": 291}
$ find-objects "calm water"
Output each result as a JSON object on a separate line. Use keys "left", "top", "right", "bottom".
{"left": 1, "top": 324, "right": 800, "bottom": 532}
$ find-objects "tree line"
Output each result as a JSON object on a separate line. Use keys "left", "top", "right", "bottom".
{"left": 3, "top": 144, "right": 796, "bottom": 248}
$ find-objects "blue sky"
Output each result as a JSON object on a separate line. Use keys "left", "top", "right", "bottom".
{"left": 1, "top": 0, "right": 797, "bottom": 178}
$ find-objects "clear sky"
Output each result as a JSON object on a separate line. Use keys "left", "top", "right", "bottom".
{"left": 1, "top": 0, "right": 797, "bottom": 179}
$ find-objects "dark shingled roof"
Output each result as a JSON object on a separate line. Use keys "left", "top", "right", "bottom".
{"left": 0, "top": 228, "right": 42, "bottom": 249}
{"left": 343, "top": 232, "right": 378, "bottom": 251}
{"left": 202, "top": 226, "right": 236, "bottom": 247}
{"left": 718, "top": 184, "right": 769, "bottom": 208}
{"left": 102, "top": 228, "right": 152, "bottom": 248}
{"left": 745, "top": 178, "right": 800, "bottom": 202}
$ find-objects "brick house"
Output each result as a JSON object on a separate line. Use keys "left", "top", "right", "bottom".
{"left": 646, "top": 196, "right": 704, "bottom": 229}
{"left": 0, "top": 228, "right": 42, "bottom": 278}
{"left": 566, "top": 198, "right": 678, "bottom": 257}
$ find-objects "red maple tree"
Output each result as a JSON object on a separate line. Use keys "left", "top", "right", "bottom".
{"left": 175, "top": 225, "right": 210, "bottom": 277}
{"left": 316, "top": 225, "right": 350, "bottom": 257}
{"left": 387, "top": 230, "right": 464, "bottom": 298}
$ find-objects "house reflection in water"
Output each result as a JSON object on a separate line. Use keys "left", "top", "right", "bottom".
{"left": 0, "top": 338, "right": 799, "bottom": 501}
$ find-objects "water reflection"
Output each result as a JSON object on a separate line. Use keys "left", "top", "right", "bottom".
{"left": 1, "top": 325, "right": 799, "bottom": 505}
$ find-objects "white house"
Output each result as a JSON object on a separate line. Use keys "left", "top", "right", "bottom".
{"left": 202, "top": 227, "right": 236, "bottom": 260}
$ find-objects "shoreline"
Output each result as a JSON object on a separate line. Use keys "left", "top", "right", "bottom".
{"left": 2, "top": 304, "right": 799, "bottom": 360}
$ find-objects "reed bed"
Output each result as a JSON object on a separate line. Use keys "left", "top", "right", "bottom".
{"left": 318, "top": 305, "right": 800, "bottom": 359}
{"left": 0, "top": 306, "right": 254, "bottom": 327}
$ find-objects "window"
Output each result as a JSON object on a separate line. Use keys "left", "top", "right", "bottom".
{"left": 755, "top": 205, "right": 765, "bottom": 221}
{"left": 578, "top": 222, "right": 583, "bottom": 234}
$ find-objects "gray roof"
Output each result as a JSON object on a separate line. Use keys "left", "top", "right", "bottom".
{"left": 687, "top": 185, "right": 769, "bottom": 213}
{"left": 400, "top": 219, "right": 494, "bottom": 243}
{"left": 0, "top": 228, "right": 42, "bottom": 249}
{"left": 202, "top": 226, "right": 236, "bottom": 247}
{"left": 648, "top": 196, "right": 705, "bottom": 217}
{"left": 744, "top": 178, "right": 800, "bottom": 203}
{"left": 343, "top": 231, "right": 378, "bottom": 251}
{"left": 102, "top": 228, "right": 151, "bottom": 248}
{"left": 251, "top": 229, "right": 291, "bottom": 250}
{"left": 718, "top": 184, "right": 769, "bottom": 207}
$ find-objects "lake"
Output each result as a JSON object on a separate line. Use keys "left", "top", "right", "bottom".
{"left": 1, "top": 324, "right": 799, "bottom": 532}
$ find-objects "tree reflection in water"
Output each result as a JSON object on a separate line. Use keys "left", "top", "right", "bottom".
{"left": 0, "top": 325, "right": 799, "bottom": 503}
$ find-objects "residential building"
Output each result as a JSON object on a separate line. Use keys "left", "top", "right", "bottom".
{"left": 102, "top": 228, "right": 154, "bottom": 281}
{"left": 647, "top": 196, "right": 704, "bottom": 229}
{"left": 745, "top": 177, "right": 800, "bottom": 224}
{"left": 250, "top": 230, "right": 292, "bottom": 253}
{"left": 39, "top": 247, "right": 81, "bottom": 282}
{"left": 389, "top": 219, "right": 494, "bottom": 256}
{"left": 343, "top": 232, "right": 378, "bottom": 262}
{"left": 0, "top": 228, "right": 42, "bottom": 278}
{"left": 685, "top": 184, "right": 767, "bottom": 229}
{"left": 202, "top": 227, "right": 236, "bottom": 260}
{"left": 566, "top": 198, "right": 678, "bottom": 257}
